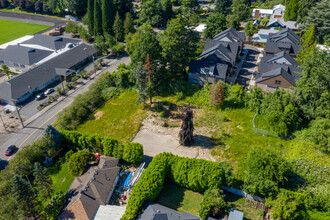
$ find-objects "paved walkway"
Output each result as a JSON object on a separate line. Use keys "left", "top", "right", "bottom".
{"left": 227, "top": 52, "right": 248, "bottom": 85}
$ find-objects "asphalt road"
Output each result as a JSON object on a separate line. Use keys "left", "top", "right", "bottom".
{"left": 236, "top": 45, "right": 261, "bottom": 88}
{"left": 0, "top": 11, "right": 66, "bottom": 34}
{"left": 0, "top": 56, "right": 131, "bottom": 169}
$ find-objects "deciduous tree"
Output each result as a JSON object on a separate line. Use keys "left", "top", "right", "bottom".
{"left": 204, "top": 13, "right": 227, "bottom": 39}
{"left": 215, "top": 0, "right": 229, "bottom": 15}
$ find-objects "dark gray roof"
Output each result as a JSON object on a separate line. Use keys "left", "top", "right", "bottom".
{"left": 257, "top": 51, "right": 302, "bottom": 86}
{"left": 21, "top": 34, "right": 80, "bottom": 51}
{"left": 137, "top": 203, "right": 200, "bottom": 220}
{"left": 265, "top": 28, "right": 301, "bottom": 55}
{"left": 0, "top": 45, "right": 52, "bottom": 65}
{"left": 55, "top": 68, "right": 75, "bottom": 77}
{"left": 0, "top": 44, "right": 97, "bottom": 101}
{"left": 199, "top": 40, "right": 236, "bottom": 65}
{"left": 189, "top": 60, "right": 229, "bottom": 81}
{"left": 213, "top": 27, "right": 246, "bottom": 42}
{"left": 59, "top": 157, "right": 121, "bottom": 220}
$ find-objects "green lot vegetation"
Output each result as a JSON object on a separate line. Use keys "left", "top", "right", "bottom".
{"left": 48, "top": 161, "right": 74, "bottom": 195}
{"left": 77, "top": 90, "right": 147, "bottom": 143}
{"left": 155, "top": 182, "right": 203, "bottom": 216}
{"left": 0, "top": 19, "right": 50, "bottom": 45}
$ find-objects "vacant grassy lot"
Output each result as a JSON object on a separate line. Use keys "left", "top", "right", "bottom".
{"left": 155, "top": 182, "right": 204, "bottom": 216}
{"left": 0, "top": 19, "right": 50, "bottom": 44}
{"left": 78, "top": 90, "right": 147, "bottom": 143}
{"left": 48, "top": 161, "right": 74, "bottom": 195}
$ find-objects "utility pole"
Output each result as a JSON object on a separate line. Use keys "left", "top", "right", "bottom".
{"left": 12, "top": 101, "right": 24, "bottom": 128}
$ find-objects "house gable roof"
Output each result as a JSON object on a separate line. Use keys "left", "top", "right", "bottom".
{"left": 213, "top": 27, "right": 246, "bottom": 42}
{"left": 21, "top": 34, "right": 80, "bottom": 51}
{"left": 265, "top": 28, "right": 301, "bottom": 55}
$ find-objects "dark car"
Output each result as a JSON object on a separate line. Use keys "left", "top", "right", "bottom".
{"left": 36, "top": 92, "right": 46, "bottom": 100}
{"left": 4, "top": 145, "right": 16, "bottom": 156}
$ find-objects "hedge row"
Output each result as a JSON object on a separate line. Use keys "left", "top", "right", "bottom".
{"left": 121, "top": 153, "right": 225, "bottom": 220}
{"left": 59, "top": 130, "right": 143, "bottom": 165}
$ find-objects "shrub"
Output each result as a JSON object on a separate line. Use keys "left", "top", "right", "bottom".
{"left": 44, "top": 193, "right": 66, "bottom": 219}
{"left": 68, "top": 150, "right": 95, "bottom": 176}
{"left": 65, "top": 150, "right": 74, "bottom": 162}
{"left": 123, "top": 143, "right": 144, "bottom": 165}
{"left": 71, "top": 76, "right": 79, "bottom": 82}
{"left": 121, "top": 153, "right": 225, "bottom": 220}
{"left": 199, "top": 188, "right": 227, "bottom": 220}
{"left": 306, "top": 118, "right": 330, "bottom": 154}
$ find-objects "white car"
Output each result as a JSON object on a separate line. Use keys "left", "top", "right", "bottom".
{"left": 45, "top": 88, "right": 54, "bottom": 95}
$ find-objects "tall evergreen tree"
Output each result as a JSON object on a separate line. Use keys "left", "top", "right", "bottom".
{"left": 301, "top": 0, "right": 330, "bottom": 43}
{"left": 124, "top": 12, "right": 135, "bottom": 36}
{"left": 87, "top": 0, "right": 94, "bottom": 35}
{"left": 93, "top": 0, "right": 103, "bottom": 36}
{"left": 179, "top": 106, "right": 194, "bottom": 146}
{"left": 158, "top": 16, "right": 199, "bottom": 78}
{"left": 134, "top": 63, "right": 148, "bottom": 108}
{"left": 284, "top": 0, "right": 299, "bottom": 21}
{"left": 116, "top": 0, "right": 132, "bottom": 18}
{"left": 297, "top": 24, "right": 317, "bottom": 65}
{"left": 113, "top": 12, "right": 124, "bottom": 41}
{"left": 297, "top": 0, "right": 321, "bottom": 23}
{"left": 0, "top": 0, "right": 9, "bottom": 8}
{"left": 231, "top": 0, "right": 250, "bottom": 21}
{"left": 11, "top": 175, "right": 35, "bottom": 216}
{"left": 102, "top": 0, "right": 116, "bottom": 34}
{"left": 210, "top": 81, "right": 225, "bottom": 106}
{"left": 33, "top": 162, "right": 53, "bottom": 198}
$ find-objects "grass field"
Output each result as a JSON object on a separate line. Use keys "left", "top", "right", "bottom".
{"left": 0, "top": 19, "right": 50, "bottom": 44}
{"left": 48, "top": 161, "right": 74, "bottom": 195}
{"left": 78, "top": 90, "right": 147, "bottom": 143}
{"left": 155, "top": 182, "right": 204, "bottom": 216}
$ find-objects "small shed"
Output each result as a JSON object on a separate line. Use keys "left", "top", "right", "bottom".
{"left": 228, "top": 209, "right": 244, "bottom": 220}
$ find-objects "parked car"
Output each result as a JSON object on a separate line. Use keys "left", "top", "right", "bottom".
{"left": 4, "top": 145, "right": 16, "bottom": 156}
{"left": 45, "top": 88, "right": 54, "bottom": 95}
{"left": 36, "top": 92, "right": 46, "bottom": 100}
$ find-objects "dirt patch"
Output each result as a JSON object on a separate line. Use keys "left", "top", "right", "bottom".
{"left": 132, "top": 113, "right": 215, "bottom": 162}
{"left": 94, "top": 111, "right": 104, "bottom": 120}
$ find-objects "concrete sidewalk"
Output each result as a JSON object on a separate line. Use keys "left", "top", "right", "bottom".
{"left": 227, "top": 52, "right": 248, "bottom": 85}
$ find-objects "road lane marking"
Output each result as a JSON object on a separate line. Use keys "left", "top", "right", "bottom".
{"left": 7, "top": 100, "right": 73, "bottom": 161}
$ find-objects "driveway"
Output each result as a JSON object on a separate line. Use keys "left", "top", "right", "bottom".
{"left": 236, "top": 45, "right": 262, "bottom": 88}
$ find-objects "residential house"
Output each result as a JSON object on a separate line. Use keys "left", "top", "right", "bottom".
{"left": 265, "top": 28, "right": 301, "bottom": 57}
{"left": 267, "top": 17, "right": 299, "bottom": 31}
{"left": 0, "top": 42, "right": 97, "bottom": 104}
{"left": 255, "top": 51, "right": 302, "bottom": 92}
{"left": 252, "top": 29, "right": 279, "bottom": 43}
{"left": 188, "top": 28, "right": 245, "bottom": 85}
{"left": 252, "top": 4, "right": 286, "bottom": 18}
{"left": 58, "top": 157, "right": 121, "bottom": 220}
{"left": 137, "top": 203, "right": 202, "bottom": 220}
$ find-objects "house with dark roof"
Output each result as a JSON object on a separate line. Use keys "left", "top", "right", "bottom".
{"left": 0, "top": 43, "right": 97, "bottom": 104}
{"left": 0, "top": 45, "right": 52, "bottom": 72}
{"left": 255, "top": 51, "right": 302, "bottom": 92}
{"left": 188, "top": 28, "right": 245, "bottom": 85}
{"left": 265, "top": 28, "right": 301, "bottom": 57}
{"left": 267, "top": 17, "right": 299, "bottom": 31}
{"left": 58, "top": 156, "right": 121, "bottom": 220}
{"left": 137, "top": 203, "right": 201, "bottom": 220}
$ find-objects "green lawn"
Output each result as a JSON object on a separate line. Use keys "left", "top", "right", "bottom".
{"left": 225, "top": 193, "right": 263, "bottom": 220}
{"left": 0, "top": 19, "right": 50, "bottom": 44}
{"left": 48, "top": 161, "right": 74, "bottom": 195}
{"left": 78, "top": 90, "right": 147, "bottom": 143}
{"left": 155, "top": 182, "right": 204, "bottom": 216}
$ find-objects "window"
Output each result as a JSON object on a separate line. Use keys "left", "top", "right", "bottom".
{"left": 275, "top": 80, "right": 281, "bottom": 85}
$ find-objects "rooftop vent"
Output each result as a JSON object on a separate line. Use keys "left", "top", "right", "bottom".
{"left": 55, "top": 37, "right": 63, "bottom": 41}
{"left": 157, "top": 210, "right": 160, "bottom": 213}
{"left": 28, "top": 48, "right": 36, "bottom": 53}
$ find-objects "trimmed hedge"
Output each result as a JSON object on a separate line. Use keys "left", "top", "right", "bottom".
{"left": 121, "top": 153, "right": 225, "bottom": 220}
{"left": 68, "top": 150, "right": 95, "bottom": 176}
{"left": 59, "top": 130, "right": 144, "bottom": 165}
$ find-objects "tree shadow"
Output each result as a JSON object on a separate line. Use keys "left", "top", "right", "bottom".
{"left": 154, "top": 180, "right": 185, "bottom": 211}
{"left": 0, "top": 160, "right": 8, "bottom": 171}
{"left": 192, "top": 134, "right": 213, "bottom": 149}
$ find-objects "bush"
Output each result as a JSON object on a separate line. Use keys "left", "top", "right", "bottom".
{"left": 44, "top": 193, "right": 66, "bottom": 219}
{"left": 306, "top": 118, "right": 330, "bottom": 154}
{"left": 123, "top": 143, "right": 144, "bottom": 165}
{"left": 68, "top": 150, "right": 95, "bottom": 176}
{"left": 121, "top": 153, "right": 225, "bottom": 220}
{"left": 199, "top": 189, "right": 227, "bottom": 220}
{"left": 65, "top": 150, "right": 74, "bottom": 162}
{"left": 71, "top": 76, "right": 79, "bottom": 82}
